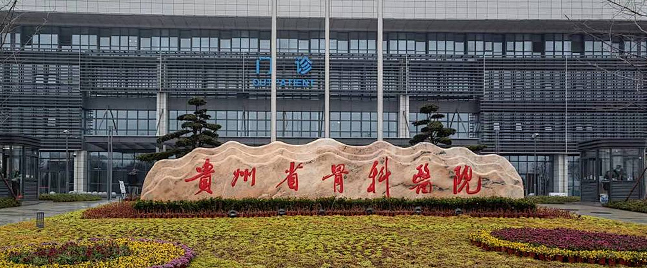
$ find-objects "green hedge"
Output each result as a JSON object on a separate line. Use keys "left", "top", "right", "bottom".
{"left": 0, "top": 197, "right": 20, "bottom": 209}
{"left": 39, "top": 193, "right": 102, "bottom": 202}
{"left": 525, "top": 196, "right": 580, "bottom": 204}
{"left": 606, "top": 200, "right": 647, "bottom": 213}
{"left": 133, "top": 197, "right": 536, "bottom": 213}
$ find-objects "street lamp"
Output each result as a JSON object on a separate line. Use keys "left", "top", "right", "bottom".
{"left": 493, "top": 123, "right": 500, "bottom": 154}
{"left": 63, "top": 129, "right": 70, "bottom": 194}
{"left": 531, "top": 133, "right": 539, "bottom": 195}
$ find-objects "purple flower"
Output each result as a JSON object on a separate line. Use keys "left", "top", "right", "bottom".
{"left": 491, "top": 228, "right": 647, "bottom": 252}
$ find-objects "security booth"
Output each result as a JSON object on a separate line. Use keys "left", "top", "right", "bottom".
{"left": 578, "top": 139, "right": 645, "bottom": 202}
{"left": 0, "top": 134, "right": 41, "bottom": 200}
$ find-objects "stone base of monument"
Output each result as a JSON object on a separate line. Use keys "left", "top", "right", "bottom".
{"left": 140, "top": 139, "right": 524, "bottom": 201}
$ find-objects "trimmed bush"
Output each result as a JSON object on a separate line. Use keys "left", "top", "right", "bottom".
{"left": 39, "top": 193, "right": 102, "bottom": 202}
{"left": 525, "top": 196, "right": 580, "bottom": 204}
{"left": 133, "top": 197, "right": 536, "bottom": 213}
{"left": 606, "top": 200, "right": 647, "bottom": 213}
{"left": 0, "top": 198, "right": 20, "bottom": 209}
{"left": 83, "top": 201, "right": 571, "bottom": 219}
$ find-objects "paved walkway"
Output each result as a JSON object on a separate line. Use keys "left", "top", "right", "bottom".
{"left": 540, "top": 202, "right": 647, "bottom": 224}
{"left": 0, "top": 200, "right": 112, "bottom": 226}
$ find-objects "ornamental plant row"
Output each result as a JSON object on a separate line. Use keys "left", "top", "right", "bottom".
{"left": 82, "top": 199, "right": 574, "bottom": 219}
{"left": 132, "top": 197, "right": 536, "bottom": 213}
{"left": 470, "top": 229, "right": 647, "bottom": 267}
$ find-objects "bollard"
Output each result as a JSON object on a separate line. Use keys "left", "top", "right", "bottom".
{"left": 36, "top": 212, "right": 45, "bottom": 228}
{"left": 414, "top": 206, "right": 422, "bottom": 215}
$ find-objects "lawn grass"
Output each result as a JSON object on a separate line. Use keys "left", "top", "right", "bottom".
{"left": 0, "top": 210, "right": 645, "bottom": 267}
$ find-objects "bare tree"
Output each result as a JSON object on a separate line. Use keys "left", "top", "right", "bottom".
{"left": 0, "top": 0, "right": 47, "bottom": 125}
{"left": 568, "top": 0, "right": 647, "bottom": 200}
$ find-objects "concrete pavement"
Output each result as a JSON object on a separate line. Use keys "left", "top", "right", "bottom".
{"left": 0, "top": 199, "right": 112, "bottom": 226}
{"left": 540, "top": 202, "right": 647, "bottom": 224}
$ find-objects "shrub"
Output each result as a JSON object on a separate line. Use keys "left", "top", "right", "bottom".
{"left": 525, "top": 196, "right": 580, "bottom": 204}
{"left": 606, "top": 200, "right": 647, "bottom": 213}
{"left": 83, "top": 201, "right": 571, "bottom": 219}
{"left": 0, "top": 198, "right": 20, "bottom": 209}
{"left": 132, "top": 197, "right": 536, "bottom": 213}
{"left": 39, "top": 193, "right": 102, "bottom": 202}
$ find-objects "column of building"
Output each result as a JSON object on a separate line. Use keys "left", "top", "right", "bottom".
{"left": 73, "top": 150, "right": 87, "bottom": 192}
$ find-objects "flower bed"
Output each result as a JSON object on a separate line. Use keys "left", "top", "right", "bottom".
{"left": 470, "top": 228, "right": 647, "bottom": 266}
{"left": 82, "top": 200, "right": 574, "bottom": 219}
{"left": 0, "top": 238, "right": 195, "bottom": 268}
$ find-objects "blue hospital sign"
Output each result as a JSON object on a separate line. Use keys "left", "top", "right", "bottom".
{"left": 252, "top": 56, "right": 315, "bottom": 88}
{"left": 295, "top": 56, "right": 312, "bottom": 75}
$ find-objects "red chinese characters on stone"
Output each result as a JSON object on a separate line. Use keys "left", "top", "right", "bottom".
{"left": 410, "top": 163, "right": 432, "bottom": 194}
{"left": 231, "top": 167, "right": 256, "bottom": 187}
{"left": 185, "top": 158, "right": 215, "bottom": 195}
{"left": 322, "top": 164, "right": 349, "bottom": 193}
{"left": 276, "top": 162, "right": 304, "bottom": 191}
{"left": 453, "top": 165, "right": 482, "bottom": 195}
{"left": 367, "top": 157, "right": 391, "bottom": 197}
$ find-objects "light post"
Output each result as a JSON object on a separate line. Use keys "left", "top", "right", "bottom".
{"left": 63, "top": 129, "right": 69, "bottom": 193}
{"left": 494, "top": 123, "right": 500, "bottom": 154}
{"left": 531, "top": 133, "right": 539, "bottom": 195}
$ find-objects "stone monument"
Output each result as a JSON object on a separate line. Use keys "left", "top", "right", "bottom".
{"left": 141, "top": 139, "right": 524, "bottom": 201}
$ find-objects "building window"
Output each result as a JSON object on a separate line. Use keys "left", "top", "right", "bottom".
{"left": 86, "top": 110, "right": 156, "bottom": 136}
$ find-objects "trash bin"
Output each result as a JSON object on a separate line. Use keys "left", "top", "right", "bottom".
{"left": 600, "top": 194, "right": 609, "bottom": 205}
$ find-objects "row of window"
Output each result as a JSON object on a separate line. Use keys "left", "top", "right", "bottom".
{"left": 168, "top": 110, "right": 400, "bottom": 138}
{"left": 4, "top": 28, "right": 647, "bottom": 56}
{"left": 85, "top": 110, "right": 157, "bottom": 136}
{"left": 83, "top": 109, "right": 481, "bottom": 139}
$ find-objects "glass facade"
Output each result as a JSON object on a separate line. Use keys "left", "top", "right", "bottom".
{"left": 39, "top": 152, "right": 73, "bottom": 194}
{"left": 85, "top": 110, "right": 157, "bottom": 136}
{"left": 0, "top": 143, "right": 40, "bottom": 200}
{"left": 87, "top": 152, "right": 153, "bottom": 192}
{"left": 169, "top": 110, "right": 398, "bottom": 138}
{"left": 504, "top": 155, "right": 554, "bottom": 196}
{"left": 568, "top": 155, "right": 581, "bottom": 196}
{"left": 5, "top": 27, "right": 647, "bottom": 57}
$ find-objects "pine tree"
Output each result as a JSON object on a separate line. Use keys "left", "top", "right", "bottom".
{"left": 409, "top": 104, "right": 456, "bottom": 146}
{"left": 137, "top": 98, "right": 222, "bottom": 162}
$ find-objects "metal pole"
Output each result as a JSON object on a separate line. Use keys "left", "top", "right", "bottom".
{"left": 270, "top": 0, "right": 277, "bottom": 142}
{"left": 63, "top": 129, "right": 69, "bottom": 193}
{"left": 324, "top": 0, "right": 330, "bottom": 138}
{"left": 534, "top": 135, "right": 538, "bottom": 195}
{"left": 376, "top": 0, "right": 383, "bottom": 141}
{"left": 107, "top": 126, "right": 113, "bottom": 200}
{"left": 495, "top": 129, "right": 499, "bottom": 154}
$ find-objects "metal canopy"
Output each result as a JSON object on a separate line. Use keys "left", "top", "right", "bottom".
{"left": 0, "top": 134, "right": 41, "bottom": 148}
